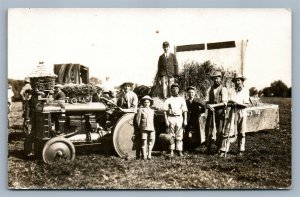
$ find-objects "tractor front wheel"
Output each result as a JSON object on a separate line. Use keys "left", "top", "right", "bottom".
{"left": 42, "top": 136, "right": 75, "bottom": 164}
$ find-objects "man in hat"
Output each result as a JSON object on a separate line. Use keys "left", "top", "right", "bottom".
{"left": 219, "top": 73, "right": 250, "bottom": 157}
{"left": 20, "top": 77, "right": 32, "bottom": 133}
{"left": 157, "top": 41, "right": 179, "bottom": 99}
{"left": 135, "top": 95, "right": 155, "bottom": 160}
{"left": 204, "top": 71, "right": 229, "bottom": 155}
{"left": 163, "top": 83, "right": 188, "bottom": 157}
{"left": 117, "top": 82, "right": 138, "bottom": 113}
{"left": 54, "top": 84, "right": 66, "bottom": 101}
{"left": 92, "top": 84, "right": 104, "bottom": 102}
{"left": 184, "top": 86, "right": 205, "bottom": 151}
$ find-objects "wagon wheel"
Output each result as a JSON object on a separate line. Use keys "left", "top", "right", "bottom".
{"left": 42, "top": 136, "right": 75, "bottom": 164}
{"left": 70, "top": 98, "right": 77, "bottom": 104}
{"left": 113, "top": 113, "right": 136, "bottom": 158}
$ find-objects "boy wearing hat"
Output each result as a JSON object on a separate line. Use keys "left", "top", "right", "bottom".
{"left": 135, "top": 95, "right": 155, "bottom": 160}
{"left": 157, "top": 41, "right": 179, "bottom": 99}
{"left": 219, "top": 73, "right": 250, "bottom": 156}
{"left": 54, "top": 84, "right": 66, "bottom": 101}
{"left": 117, "top": 82, "right": 138, "bottom": 113}
{"left": 92, "top": 84, "right": 104, "bottom": 102}
{"left": 205, "top": 71, "right": 229, "bottom": 155}
{"left": 163, "top": 83, "right": 188, "bottom": 157}
{"left": 184, "top": 86, "right": 205, "bottom": 151}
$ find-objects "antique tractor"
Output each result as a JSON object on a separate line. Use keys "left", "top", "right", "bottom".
{"left": 24, "top": 63, "right": 144, "bottom": 163}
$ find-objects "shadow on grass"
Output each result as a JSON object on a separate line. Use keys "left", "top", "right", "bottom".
{"left": 8, "top": 131, "right": 26, "bottom": 142}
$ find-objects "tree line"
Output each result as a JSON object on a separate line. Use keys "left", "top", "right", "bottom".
{"left": 249, "top": 80, "right": 291, "bottom": 98}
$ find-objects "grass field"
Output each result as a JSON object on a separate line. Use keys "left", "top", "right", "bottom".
{"left": 7, "top": 97, "right": 291, "bottom": 189}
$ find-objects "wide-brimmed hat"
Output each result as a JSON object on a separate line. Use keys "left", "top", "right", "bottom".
{"left": 170, "top": 83, "right": 179, "bottom": 89}
{"left": 186, "top": 86, "right": 196, "bottom": 91}
{"left": 24, "top": 77, "right": 30, "bottom": 83}
{"left": 162, "top": 41, "right": 170, "bottom": 48}
{"left": 232, "top": 73, "right": 246, "bottom": 82}
{"left": 141, "top": 95, "right": 153, "bottom": 101}
{"left": 95, "top": 84, "right": 104, "bottom": 89}
{"left": 210, "top": 71, "right": 222, "bottom": 78}
{"left": 141, "top": 95, "right": 153, "bottom": 105}
{"left": 54, "top": 84, "right": 63, "bottom": 89}
{"left": 120, "top": 82, "right": 134, "bottom": 88}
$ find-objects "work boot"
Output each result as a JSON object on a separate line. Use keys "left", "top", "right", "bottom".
{"left": 219, "top": 151, "right": 225, "bottom": 158}
{"left": 169, "top": 150, "right": 174, "bottom": 157}
{"left": 178, "top": 151, "right": 183, "bottom": 157}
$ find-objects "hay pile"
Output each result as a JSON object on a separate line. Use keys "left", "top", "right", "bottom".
{"left": 28, "top": 62, "right": 57, "bottom": 91}
{"left": 61, "top": 83, "right": 97, "bottom": 98}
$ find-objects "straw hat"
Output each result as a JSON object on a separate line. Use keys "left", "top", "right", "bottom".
{"left": 232, "top": 73, "right": 246, "bottom": 82}
{"left": 120, "top": 82, "right": 134, "bottom": 88}
{"left": 210, "top": 71, "right": 222, "bottom": 78}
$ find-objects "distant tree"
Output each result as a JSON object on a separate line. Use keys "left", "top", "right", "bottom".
{"left": 249, "top": 87, "right": 258, "bottom": 97}
{"left": 261, "top": 80, "right": 289, "bottom": 97}
{"left": 89, "top": 77, "right": 102, "bottom": 86}
{"left": 262, "top": 87, "right": 273, "bottom": 97}
{"left": 270, "top": 80, "right": 289, "bottom": 97}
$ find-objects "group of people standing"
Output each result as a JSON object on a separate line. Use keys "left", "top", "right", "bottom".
{"left": 116, "top": 41, "right": 251, "bottom": 160}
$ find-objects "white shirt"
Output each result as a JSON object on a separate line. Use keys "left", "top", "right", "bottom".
{"left": 164, "top": 96, "right": 188, "bottom": 116}
{"left": 233, "top": 87, "right": 250, "bottom": 104}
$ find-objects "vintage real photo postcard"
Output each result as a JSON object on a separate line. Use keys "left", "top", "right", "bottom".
{"left": 7, "top": 8, "right": 291, "bottom": 189}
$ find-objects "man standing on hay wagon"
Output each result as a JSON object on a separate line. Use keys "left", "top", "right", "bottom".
{"left": 219, "top": 73, "right": 250, "bottom": 157}
{"left": 153, "top": 41, "right": 179, "bottom": 99}
{"left": 163, "top": 83, "right": 188, "bottom": 157}
{"left": 204, "top": 71, "right": 229, "bottom": 156}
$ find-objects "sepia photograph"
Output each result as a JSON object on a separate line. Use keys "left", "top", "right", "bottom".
{"left": 7, "top": 8, "right": 291, "bottom": 189}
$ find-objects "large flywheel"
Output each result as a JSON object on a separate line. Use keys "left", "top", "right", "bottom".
{"left": 113, "top": 113, "right": 136, "bottom": 158}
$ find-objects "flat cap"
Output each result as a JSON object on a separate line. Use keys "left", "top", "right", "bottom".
{"left": 162, "top": 41, "right": 170, "bottom": 47}
{"left": 186, "top": 86, "right": 196, "bottom": 91}
{"left": 170, "top": 83, "right": 179, "bottom": 89}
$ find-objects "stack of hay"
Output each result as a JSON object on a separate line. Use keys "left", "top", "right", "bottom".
{"left": 28, "top": 62, "right": 57, "bottom": 92}
{"left": 61, "top": 83, "right": 97, "bottom": 100}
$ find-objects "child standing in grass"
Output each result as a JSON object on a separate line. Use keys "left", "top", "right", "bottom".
{"left": 135, "top": 95, "right": 156, "bottom": 160}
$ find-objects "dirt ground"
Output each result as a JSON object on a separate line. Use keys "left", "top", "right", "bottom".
{"left": 7, "top": 98, "right": 291, "bottom": 189}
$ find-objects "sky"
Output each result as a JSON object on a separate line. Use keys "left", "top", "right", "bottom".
{"left": 8, "top": 8, "right": 291, "bottom": 90}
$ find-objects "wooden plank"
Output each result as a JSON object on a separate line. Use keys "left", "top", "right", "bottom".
{"left": 176, "top": 44, "right": 205, "bottom": 52}
{"left": 207, "top": 41, "right": 236, "bottom": 50}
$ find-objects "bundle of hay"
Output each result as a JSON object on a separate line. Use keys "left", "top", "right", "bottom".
{"left": 28, "top": 62, "right": 57, "bottom": 92}
{"left": 61, "top": 83, "right": 97, "bottom": 98}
